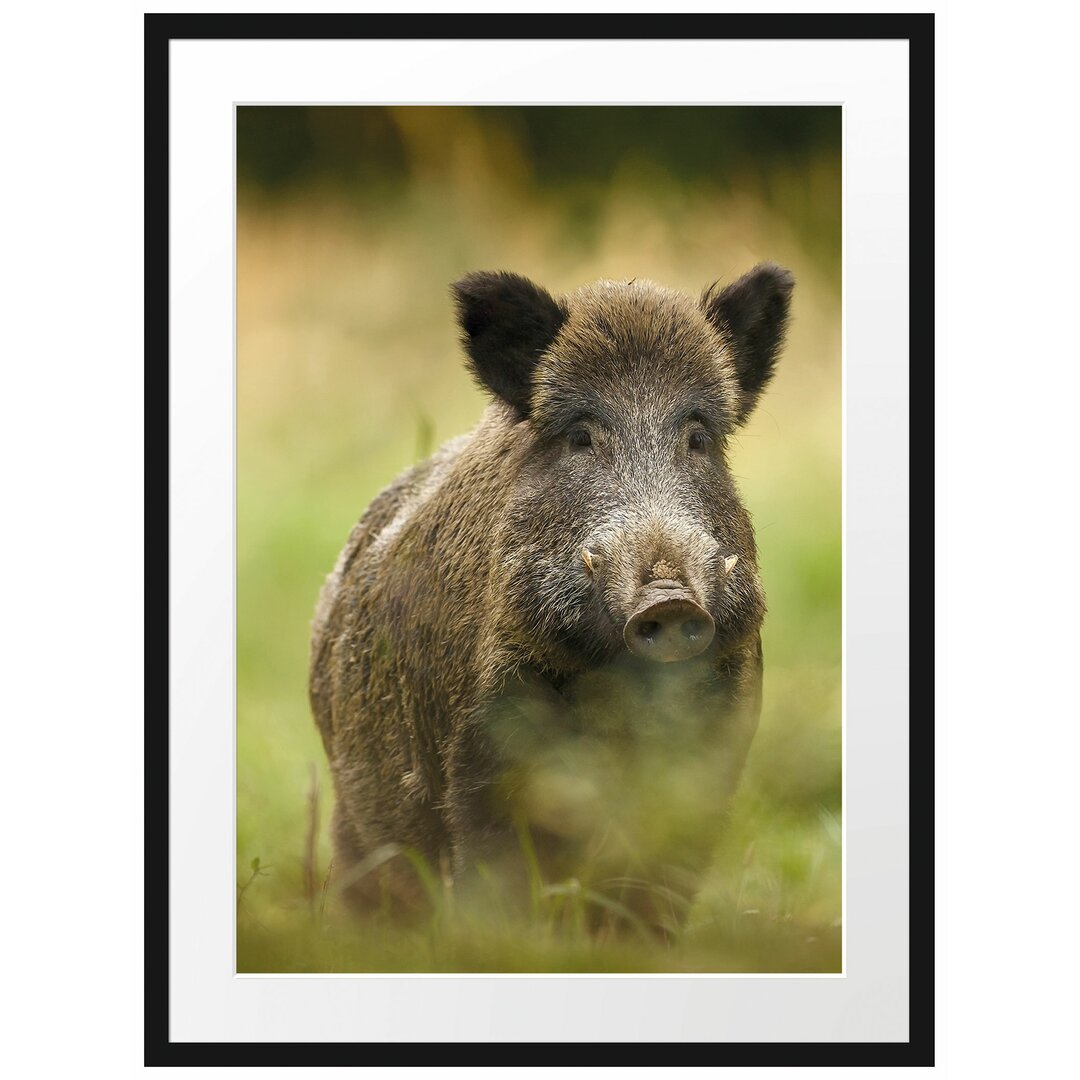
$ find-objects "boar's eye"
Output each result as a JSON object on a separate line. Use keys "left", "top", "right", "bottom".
{"left": 688, "top": 429, "right": 711, "bottom": 453}
{"left": 567, "top": 427, "right": 592, "bottom": 450}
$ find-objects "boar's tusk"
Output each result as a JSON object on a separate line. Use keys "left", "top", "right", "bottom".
{"left": 581, "top": 548, "right": 595, "bottom": 575}
{"left": 723, "top": 554, "right": 739, "bottom": 575}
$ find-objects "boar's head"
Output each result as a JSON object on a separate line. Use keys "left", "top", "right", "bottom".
{"left": 452, "top": 266, "right": 793, "bottom": 673}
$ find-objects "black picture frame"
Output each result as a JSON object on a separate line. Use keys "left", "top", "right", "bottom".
{"left": 145, "top": 12, "right": 934, "bottom": 1067}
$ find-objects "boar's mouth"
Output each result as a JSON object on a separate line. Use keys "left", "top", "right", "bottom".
{"left": 622, "top": 581, "right": 715, "bottom": 663}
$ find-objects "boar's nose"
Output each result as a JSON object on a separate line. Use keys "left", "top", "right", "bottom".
{"left": 623, "top": 583, "right": 715, "bottom": 663}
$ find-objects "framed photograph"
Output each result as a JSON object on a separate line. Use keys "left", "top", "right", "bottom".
{"left": 148, "top": 12, "right": 933, "bottom": 1064}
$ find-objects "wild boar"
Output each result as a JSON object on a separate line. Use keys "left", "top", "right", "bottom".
{"left": 309, "top": 266, "right": 794, "bottom": 918}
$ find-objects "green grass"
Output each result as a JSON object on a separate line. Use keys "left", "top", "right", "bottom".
{"left": 237, "top": 796, "right": 841, "bottom": 974}
{"left": 236, "top": 145, "right": 841, "bottom": 973}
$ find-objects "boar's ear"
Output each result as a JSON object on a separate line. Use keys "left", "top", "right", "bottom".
{"left": 702, "top": 263, "right": 794, "bottom": 423}
{"left": 451, "top": 271, "right": 567, "bottom": 417}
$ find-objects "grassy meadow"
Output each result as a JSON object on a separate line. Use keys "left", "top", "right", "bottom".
{"left": 236, "top": 107, "right": 842, "bottom": 973}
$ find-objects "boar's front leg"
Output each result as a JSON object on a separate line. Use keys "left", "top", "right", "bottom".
{"left": 443, "top": 666, "right": 575, "bottom": 891}
{"left": 706, "top": 633, "right": 764, "bottom": 799}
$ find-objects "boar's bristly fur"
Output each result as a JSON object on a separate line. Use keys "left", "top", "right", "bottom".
{"left": 310, "top": 268, "right": 794, "bottom": 917}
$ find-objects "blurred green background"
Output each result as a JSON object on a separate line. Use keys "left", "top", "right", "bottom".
{"left": 237, "top": 105, "right": 841, "bottom": 973}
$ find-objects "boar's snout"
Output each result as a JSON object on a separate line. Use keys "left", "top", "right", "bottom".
{"left": 623, "top": 582, "right": 715, "bottom": 663}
